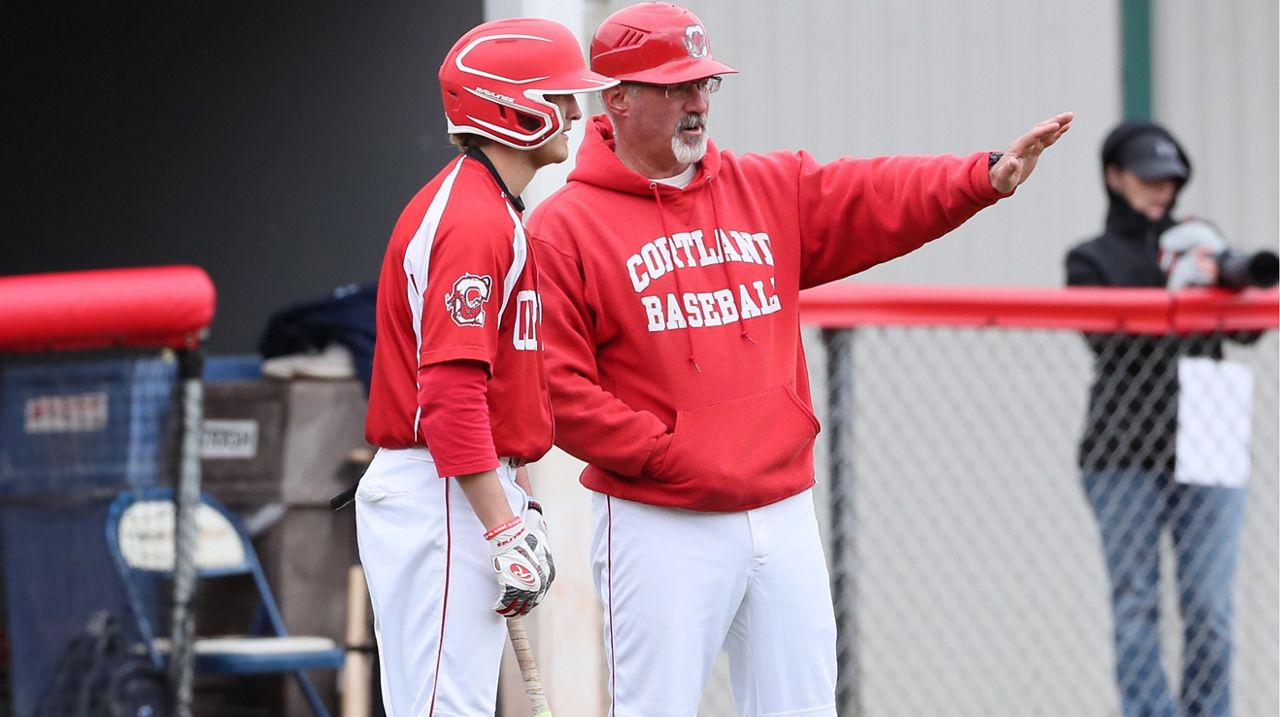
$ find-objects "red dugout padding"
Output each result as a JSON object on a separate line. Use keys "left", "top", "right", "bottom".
{"left": 799, "top": 283, "right": 1279, "bottom": 333}
{"left": 0, "top": 266, "right": 216, "bottom": 353}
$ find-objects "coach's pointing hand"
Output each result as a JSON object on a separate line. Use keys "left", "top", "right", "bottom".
{"left": 990, "top": 112, "right": 1074, "bottom": 193}
{"left": 486, "top": 513, "right": 555, "bottom": 616}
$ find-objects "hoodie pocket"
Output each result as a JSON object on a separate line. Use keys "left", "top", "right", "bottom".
{"left": 653, "top": 386, "right": 819, "bottom": 497}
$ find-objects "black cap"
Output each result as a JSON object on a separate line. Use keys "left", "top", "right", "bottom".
{"left": 1114, "top": 132, "right": 1189, "bottom": 181}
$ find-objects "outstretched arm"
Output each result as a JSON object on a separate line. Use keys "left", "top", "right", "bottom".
{"left": 990, "top": 112, "right": 1074, "bottom": 193}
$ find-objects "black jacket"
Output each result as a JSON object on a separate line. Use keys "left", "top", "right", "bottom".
{"left": 1065, "top": 127, "right": 1223, "bottom": 474}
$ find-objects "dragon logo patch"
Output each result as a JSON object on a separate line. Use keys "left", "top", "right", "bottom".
{"left": 443, "top": 273, "right": 492, "bottom": 327}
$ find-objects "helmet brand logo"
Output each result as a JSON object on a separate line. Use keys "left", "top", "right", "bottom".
{"left": 473, "top": 86, "right": 516, "bottom": 104}
{"left": 683, "top": 25, "right": 708, "bottom": 58}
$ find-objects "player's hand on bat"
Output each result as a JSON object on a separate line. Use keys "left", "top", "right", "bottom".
{"left": 990, "top": 111, "right": 1074, "bottom": 194}
{"left": 486, "top": 511, "right": 555, "bottom": 617}
{"left": 523, "top": 499, "right": 556, "bottom": 608}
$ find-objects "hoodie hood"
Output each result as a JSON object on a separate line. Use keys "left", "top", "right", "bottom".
{"left": 568, "top": 114, "right": 723, "bottom": 195}
{"left": 1104, "top": 188, "right": 1177, "bottom": 241}
{"left": 565, "top": 114, "right": 743, "bottom": 370}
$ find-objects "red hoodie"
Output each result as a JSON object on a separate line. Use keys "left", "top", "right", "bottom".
{"left": 527, "top": 115, "right": 1008, "bottom": 512}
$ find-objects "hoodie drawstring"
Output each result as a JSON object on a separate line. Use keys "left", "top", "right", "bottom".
{"left": 706, "top": 176, "right": 757, "bottom": 344}
{"left": 650, "top": 183, "right": 701, "bottom": 373}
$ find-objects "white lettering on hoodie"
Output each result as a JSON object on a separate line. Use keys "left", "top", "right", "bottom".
{"left": 626, "top": 229, "right": 776, "bottom": 293}
{"left": 641, "top": 278, "right": 782, "bottom": 333}
{"left": 632, "top": 229, "right": 781, "bottom": 333}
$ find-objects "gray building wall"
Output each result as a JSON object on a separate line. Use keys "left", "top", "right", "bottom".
{"left": 1155, "top": 0, "right": 1278, "bottom": 257}
{"left": 662, "top": 0, "right": 1121, "bottom": 287}
{"left": 602, "top": 0, "right": 1277, "bottom": 281}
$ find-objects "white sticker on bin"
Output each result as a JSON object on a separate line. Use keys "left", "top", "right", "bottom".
{"left": 24, "top": 391, "right": 108, "bottom": 434}
{"left": 201, "top": 419, "right": 259, "bottom": 459}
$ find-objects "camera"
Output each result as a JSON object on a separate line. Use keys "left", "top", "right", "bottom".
{"left": 1159, "top": 220, "right": 1279, "bottom": 290}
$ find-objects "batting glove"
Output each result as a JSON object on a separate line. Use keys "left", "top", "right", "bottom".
{"left": 523, "top": 500, "right": 556, "bottom": 607}
{"left": 485, "top": 514, "right": 553, "bottom": 617}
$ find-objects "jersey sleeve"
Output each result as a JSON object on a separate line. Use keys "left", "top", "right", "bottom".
{"left": 417, "top": 360, "right": 500, "bottom": 477}
{"left": 414, "top": 213, "right": 515, "bottom": 372}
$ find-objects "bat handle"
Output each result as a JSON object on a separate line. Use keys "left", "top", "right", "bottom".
{"left": 506, "top": 616, "right": 552, "bottom": 717}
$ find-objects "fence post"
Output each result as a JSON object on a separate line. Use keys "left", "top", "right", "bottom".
{"left": 170, "top": 348, "right": 204, "bottom": 716}
{"left": 825, "top": 327, "right": 861, "bottom": 716}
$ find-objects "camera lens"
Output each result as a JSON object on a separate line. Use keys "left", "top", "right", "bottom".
{"left": 1218, "top": 249, "right": 1280, "bottom": 289}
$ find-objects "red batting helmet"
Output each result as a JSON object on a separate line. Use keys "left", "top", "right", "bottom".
{"left": 439, "top": 18, "right": 618, "bottom": 150}
{"left": 590, "top": 3, "right": 738, "bottom": 84}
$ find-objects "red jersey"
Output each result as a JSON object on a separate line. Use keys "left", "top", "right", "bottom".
{"left": 366, "top": 152, "right": 553, "bottom": 464}
{"left": 527, "top": 115, "right": 1009, "bottom": 511}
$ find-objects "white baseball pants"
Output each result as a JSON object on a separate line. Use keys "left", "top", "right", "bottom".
{"left": 355, "top": 448, "right": 528, "bottom": 717}
{"left": 594, "top": 488, "right": 838, "bottom": 717}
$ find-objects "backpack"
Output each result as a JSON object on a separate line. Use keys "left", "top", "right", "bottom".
{"left": 35, "top": 610, "right": 171, "bottom": 717}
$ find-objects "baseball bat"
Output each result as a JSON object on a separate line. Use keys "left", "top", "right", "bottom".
{"left": 342, "top": 564, "right": 373, "bottom": 717}
{"left": 506, "top": 616, "right": 552, "bottom": 717}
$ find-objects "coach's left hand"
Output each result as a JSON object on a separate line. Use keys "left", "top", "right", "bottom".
{"left": 990, "top": 111, "right": 1074, "bottom": 193}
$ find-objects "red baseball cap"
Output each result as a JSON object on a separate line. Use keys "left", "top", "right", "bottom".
{"left": 591, "top": 2, "right": 738, "bottom": 84}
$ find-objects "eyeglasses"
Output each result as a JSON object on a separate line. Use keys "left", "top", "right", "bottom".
{"left": 633, "top": 75, "right": 722, "bottom": 100}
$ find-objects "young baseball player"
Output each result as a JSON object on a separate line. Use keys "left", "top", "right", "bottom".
{"left": 525, "top": 3, "right": 1072, "bottom": 715}
{"left": 356, "top": 18, "right": 615, "bottom": 715}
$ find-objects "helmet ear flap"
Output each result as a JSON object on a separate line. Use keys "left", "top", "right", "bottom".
{"left": 442, "top": 87, "right": 462, "bottom": 115}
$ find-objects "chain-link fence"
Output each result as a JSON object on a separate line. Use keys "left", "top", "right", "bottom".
{"left": 0, "top": 267, "right": 213, "bottom": 717}
{"left": 697, "top": 285, "right": 1277, "bottom": 717}
{"left": 0, "top": 352, "right": 179, "bottom": 716}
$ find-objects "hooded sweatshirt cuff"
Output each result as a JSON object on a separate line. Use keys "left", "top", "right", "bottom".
{"left": 972, "top": 150, "right": 1014, "bottom": 201}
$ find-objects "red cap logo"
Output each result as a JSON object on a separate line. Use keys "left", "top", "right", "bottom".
{"left": 683, "top": 25, "right": 708, "bottom": 58}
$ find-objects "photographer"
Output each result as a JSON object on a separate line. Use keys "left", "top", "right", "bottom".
{"left": 1064, "top": 120, "right": 1260, "bottom": 717}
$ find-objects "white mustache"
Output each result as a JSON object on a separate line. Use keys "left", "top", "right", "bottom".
{"left": 677, "top": 115, "right": 706, "bottom": 131}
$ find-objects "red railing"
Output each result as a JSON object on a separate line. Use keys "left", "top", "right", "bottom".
{"left": 799, "top": 284, "right": 1279, "bottom": 334}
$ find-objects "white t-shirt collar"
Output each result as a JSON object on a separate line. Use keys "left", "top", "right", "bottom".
{"left": 650, "top": 164, "right": 698, "bottom": 190}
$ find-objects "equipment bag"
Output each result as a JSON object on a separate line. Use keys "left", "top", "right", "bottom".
{"left": 35, "top": 610, "right": 170, "bottom": 717}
